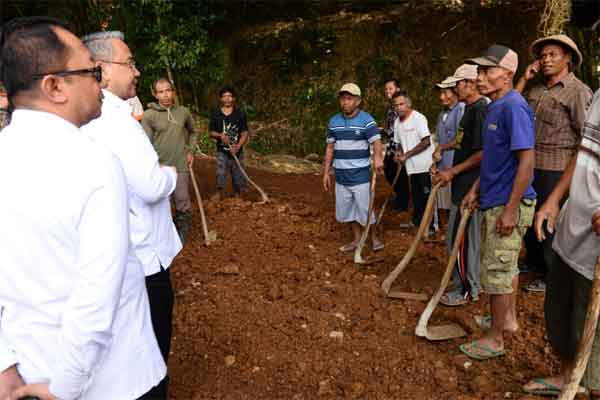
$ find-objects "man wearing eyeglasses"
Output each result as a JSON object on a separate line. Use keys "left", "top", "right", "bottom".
{"left": 81, "top": 31, "right": 181, "bottom": 399}
{"left": 0, "top": 17, "right": 165, "bottom": 400}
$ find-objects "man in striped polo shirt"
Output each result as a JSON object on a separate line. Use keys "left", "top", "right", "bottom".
{"left": 323, "top": 83, "right": 384, "bottom": 252}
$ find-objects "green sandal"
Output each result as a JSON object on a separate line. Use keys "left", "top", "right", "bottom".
{"left": 459, "top": 341, "right": 505, "bottom": 361}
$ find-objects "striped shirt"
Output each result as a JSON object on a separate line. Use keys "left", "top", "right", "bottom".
{"left": 327, "top": 110, "right": 380, "bottom": 186}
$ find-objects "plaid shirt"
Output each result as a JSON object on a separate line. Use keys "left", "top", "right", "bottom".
{"left": 525, "top": 72, "right": 592, "bottom": 171}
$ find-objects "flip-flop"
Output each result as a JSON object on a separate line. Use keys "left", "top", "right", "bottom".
{"left": 459, "top": 341, "right": 505, "bottom": 361}
{"left": 372, "top": 241, "right": 385, "bottom": 252}
{"left": 522, "top": 378, "right": 588, "bottom": 396}
{"left": 440, "top": 291, "right": 468, "bottom": 307}
{"left": 474, "top": 315, "right": 492, "bottom": 330}
{"left": 339, "top": 242, "right": 358, "bottom": 253}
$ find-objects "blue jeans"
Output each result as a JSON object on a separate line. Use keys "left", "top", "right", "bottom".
{"left": 216, "top": 149, "right": 247, "bottom": 194}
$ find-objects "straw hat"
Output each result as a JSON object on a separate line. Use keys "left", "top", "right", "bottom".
{"left": 529, "top": 34, "right": 583, "bottom": 68}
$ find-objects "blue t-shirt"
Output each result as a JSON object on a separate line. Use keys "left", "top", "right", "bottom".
{"left": 480, "top": 90, "right": 536, "bottom": 210}
{"left": 326, "top": 110, "right": 381, "bottom": 186}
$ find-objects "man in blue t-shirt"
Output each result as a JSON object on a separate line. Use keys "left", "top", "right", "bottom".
{"left": 460, "top": 45, "right": 536, "bottom": 361}
{"left": 323, "top": 83, "right": 384, "bottom": 252}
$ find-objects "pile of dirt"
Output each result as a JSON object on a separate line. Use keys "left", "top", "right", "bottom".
{"left": 169, "top": 158, "right": 557, "bottom": 399}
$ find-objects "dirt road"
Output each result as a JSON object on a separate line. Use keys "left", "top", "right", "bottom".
{"left": 169, "top": 158, "right": 556, "bottom": 400}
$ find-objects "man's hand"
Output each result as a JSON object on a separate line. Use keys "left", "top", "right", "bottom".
{"left": 523, "top": 60, "right": 540, "bottom": 81}
{"left": 221, "top": 133, "right": 230, "bottom": 145}
{"left": 10, "top": 383, "right": 58, "bottom": 400}
{"left": 534, "top": 199, "right": 560, "bottom": 241}
{"left": 0, "top": 366, "right": 24, "bottom": 399}
{"left": 461, "top": 189, "right": 479, "bottom": 212}
{"left": 374, "top": 157, "right": 384, "bottom": 175}
{"left": 322, "top": 171, "right": 331, "bottom": 192}
{"left": 186, "top": 152, "right": 194, "bottom": 168}
{"left": 432, "top": 147, "right": 442, "bottom": 163}
{"left": 394, "top": 151, "right": 407, "bottom": 164}
{"left": 592, "top": 210, "right": 600, "bottom": 237}
{"left": 230, "top": 144, "right": 240, "bottom": 156}
{"left": 496, "top": 206, "right": 518, "bottom": 237}
{"left": 436, "top": 168, "right": 454, "bottom": 187}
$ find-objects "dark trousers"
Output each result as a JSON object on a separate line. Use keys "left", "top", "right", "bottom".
{"left": 410, "top": 172, "right": 432, "bottom": 227}
{"left": 383, "top": 153, "right": 409, "bottom": 211}
{"left": 523, "top": 169, "right": 564, "bottom": 276}
{"left": 138, "top": 267, "right": 174, "bottom": 400}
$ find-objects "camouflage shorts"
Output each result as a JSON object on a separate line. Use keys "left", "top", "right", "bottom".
{"left": 480, "top": 199, "right": 536, "bottom": 294}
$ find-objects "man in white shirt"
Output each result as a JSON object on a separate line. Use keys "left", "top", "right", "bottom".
{"left": 81, "top": 31, "right": 182, "bottom": 399}
{"left": 0, "top": 17, "right": 165, "bottom": 400}
{"left": 392, "top": 91, "right": 436, "bottom": 232}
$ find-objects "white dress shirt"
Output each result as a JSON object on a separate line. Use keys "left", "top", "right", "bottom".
{"left": 83, "top": 90, "right": 182, "bottom": 277}
{"left": 0, "top": 110, "right": 166, "bottom": 399}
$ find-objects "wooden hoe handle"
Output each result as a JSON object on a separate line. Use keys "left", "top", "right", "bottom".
{"left": 559, "top": 256, "right": 600, "bottom": 400}
{"left": 189, "top": 169, "right": 211, "bottom": 246}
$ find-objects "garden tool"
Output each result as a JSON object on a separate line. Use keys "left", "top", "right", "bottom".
{"left": 354, "top": 167, "right": 377, "bottom": 265}
{"left": 189, "top": 169, "right": 217, "bottom": 246}
{"left": 381, "top": 181, "right": 443, "bottom": 298}
{"left": 558, "top": 257, "right": 600, "bottom": 400}
{"left": 415, "top": 209, "right": 471, "bottom": 341}
{"left": 231, "top": 152, "right": 270, "bottom": 204}
{"left": 376, "top": 163, "right": 401, "bottom": 228}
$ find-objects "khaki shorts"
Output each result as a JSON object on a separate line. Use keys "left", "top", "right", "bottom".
{"left": 480, "top": 199, "right": 536, "bottom": 294}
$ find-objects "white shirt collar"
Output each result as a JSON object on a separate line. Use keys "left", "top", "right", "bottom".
{"left": 101, "top": 89, "right": 133, "bottom": 113}
{"left": 10, "top": 109, "right": 80, "bottom": 134}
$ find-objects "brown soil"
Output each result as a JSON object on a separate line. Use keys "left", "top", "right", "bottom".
{"left": 170, "top": 158, "right": 557, "bottom": 400}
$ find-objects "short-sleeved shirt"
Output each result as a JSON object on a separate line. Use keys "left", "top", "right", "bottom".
{"left": 451, "top": 97, "right": 488, "bottom": 205}
{"left": 553, "top": 89, "right": 600, "bottom": 281}
{"left": 480, "top": 90, "right": 537, "bottom": 210}
{"left": 209, "top": 108, "right": 248, "bottom": 152}
{"left": 393, "top": 110, "right": 434, "bottom": 175}
{"left": 525, "top": 72, "right": 592, "bottom": 171}
{"left": 435, "top": 101, "right": 465, "bottom": 170}
{"left": 327, "top": 110, "right": 380, "bottom": 186}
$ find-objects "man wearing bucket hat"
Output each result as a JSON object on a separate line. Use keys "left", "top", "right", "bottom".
{"left": 432, "top": 64, "right": 489, "bottom": 307}
{"left": 323, "top": 83, "right": 384, "bottom": 252}
{"left": 431, "top": 76, "right": 465, "bottom": 233}
{"left": 515, "top": 34, "right": 592, "bottom": 293}
{"left": 460, "top": 45, "right": 536, "bottom": 360}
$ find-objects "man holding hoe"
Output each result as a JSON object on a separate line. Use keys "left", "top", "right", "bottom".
{"left": 323, "top": 83, "right": 384, "bottom": 253}
{"left": 460, "top": 45, "right": 536, "bottom": 360}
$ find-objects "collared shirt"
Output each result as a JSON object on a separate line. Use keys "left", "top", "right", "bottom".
{"left": 0, "top": 110, "right": 165, "bottom": 400}
{"left": 326, "top": 110, "right": 380, "bottom": 186}
{"left": 553, "top": 89, "right": 600, "bottom": 280}
{"left": 435, "top": 101, "right": 465, "bottom": 170}
{"left": 83, "top": 90, "right": 182, "bottom": 277}
{"left": 525, "top": 72, "right": 592, "bottom": 171}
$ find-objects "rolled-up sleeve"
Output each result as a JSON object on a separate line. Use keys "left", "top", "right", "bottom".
{"left": 49, "top": 156, "right": 129, "bottom": 400}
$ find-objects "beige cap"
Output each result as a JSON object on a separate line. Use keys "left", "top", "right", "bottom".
{"left": 466, "top": 44, "right": 519, "bottom": 74}
{"left": 444, "top": 64, "right": 479, "bottom": 85}
{"left": 529, "top": 34, "right": 582, "bottom": 68}
{"left": 435, "top": 77, "right": 457, "bottom": 89}
{"left": 339, "top": 83, "right": 361, "bottom": 97}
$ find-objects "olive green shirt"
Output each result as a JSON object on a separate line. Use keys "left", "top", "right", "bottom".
{"left": 141, "top": 103, "right": 197, "bottom": 172}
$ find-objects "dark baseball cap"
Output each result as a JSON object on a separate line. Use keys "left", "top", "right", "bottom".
{"left": 466, "top": 44, "right": 518, "bottom": 74}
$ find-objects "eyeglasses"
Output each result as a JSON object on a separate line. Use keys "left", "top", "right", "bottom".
{"left": 100, "top": 59, "right": 137, "bottom": 70}
{"left": 32, "top": 66, "right": 102, "bottom": 82}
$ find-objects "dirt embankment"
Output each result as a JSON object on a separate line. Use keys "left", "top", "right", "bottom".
{"left": 169, "top": 158, "right": 557, "bottom": 400}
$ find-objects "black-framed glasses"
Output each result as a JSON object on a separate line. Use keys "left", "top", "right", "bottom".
{"left": 32, "top": 66, "right": 102, "bottom": 82}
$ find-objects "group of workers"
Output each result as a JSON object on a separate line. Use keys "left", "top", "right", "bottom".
{"left": 324, "top": 33, "right": 600, "bottom": 396}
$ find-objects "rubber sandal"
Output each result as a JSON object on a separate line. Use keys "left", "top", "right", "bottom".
{"left": 522, "top": 378, "right": 587, "bottom": 396}
{"left": 339, "top": 242, "right": 358, "bottom": 253}
{"left": 525, "top": 279, "right": 546, "bottom": 293}
{"left": 372, "top": 241, "right": 385, "bottom": 252}
{"left": 459, "top": 341, "right": 505, "bottom": 361}
{"left": 440, "top": 291, "right": 468, "bottom": 307}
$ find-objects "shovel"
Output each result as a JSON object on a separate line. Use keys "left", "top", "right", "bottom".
{"left": 558, "top": 256, "right": 600, "bottom": 400}
{"left": 189, "top": 169, "right": 217, "bottom": 246}
{"left": 415, "top": 209, "right": 471, "bottom": 341}
{"left": 375, "top": 163, "right": 401, "bottom": 228}
{"left": 381, "top": 181, "right": 443, "bottom": 297}
{"left": 354, "top": 168, "right": 377, "bottom": 265}
{"left": 231, "top": 152, "right": 270, "bottom": 204}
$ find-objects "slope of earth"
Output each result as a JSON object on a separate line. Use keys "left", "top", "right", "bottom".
{"left": 169, "top": 158, "right": 558, "bottom": 400}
